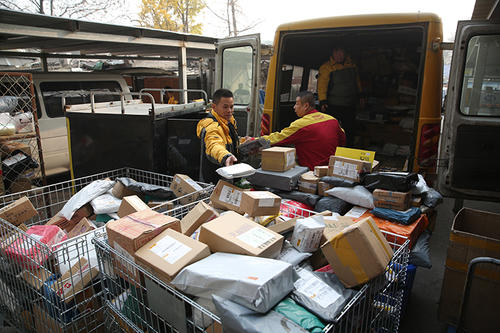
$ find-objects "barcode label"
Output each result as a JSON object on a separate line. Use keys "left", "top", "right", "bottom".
{"left": 150, "top": 235, "right": 192, "bottom": 265}
{"left": 237, "top": 227, "right": 275, "bottom": 249}
{"left": 219, "top": 185, "right": 242, "bottom": 207}
{"left": 333, "top": 161, "right": 358, "bottom": 179}
{"left": 185, "top": 178, "right": 203, "bottom": 191}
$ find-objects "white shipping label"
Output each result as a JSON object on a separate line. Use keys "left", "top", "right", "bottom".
{"left": 285, "top": 151, "right": 295, "bottom": 168}
{"left": 237, "top": 227, "right": 276, "bottom": 249}
{"left": 333, "top": 161, "right": 358, "bottom": 180}
{"left": 185, "top": 178, "right": 203, "bottom": 191}
{"left": 294, "top": 229, "right": 322, "bottom": 252}
{"left": 344, "top": 206, "right": 368, "bottom": 218}
{"left": 150, "top": 235, "right": 192, "bottom": 265}
{"left": 259, "top": 198, "right": 276, "bottom": 207}
{"left": 295, "top": 275, "right": 341, "bottom": 309}
{"left": 2, "top": 153, "right": 27, "bottom": 167}
{"left": 298, "top": 181, "right": 317, "bottom": 190}
{"left": 219, "top": 185, "right": 242, "bottom": 207}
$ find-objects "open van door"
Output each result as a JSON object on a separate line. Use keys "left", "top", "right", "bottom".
{"left": 215, "top": 34, "right": 261, "bottom": 137}
{"left": 437, "top": 20, "right": 500, "bottom": 201}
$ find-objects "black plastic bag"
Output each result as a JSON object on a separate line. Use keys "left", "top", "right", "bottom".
{"left": 363, "top": 172, "right": 419, "bottom": 192}
{"left": 238, "top": 138, "right": 270, "bottom": 157}
{"left": 271, "top": 190, "right": 321, "bottom": 207}
{"left": 422, "top": 188, "right": 443, "bottom": 208}
{"left": 320, "top": 176, "right": 357, "bottom": 187}
{"left": 409, "top": 231, "right": 432, "bottom": 268}
{"left": 314, "top": 196, "right": 352, "bottom": 215}
{"left": 116, "top": 177, "right": 175, "bottom": 200}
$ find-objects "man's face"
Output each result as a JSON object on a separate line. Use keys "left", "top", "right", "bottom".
{"left": 212, "top": 97, "right": 234, "bottom": 121}
{"left": 333, "top": 49, "right": 345, "bottom": 63}
{"left": 294, "top": 97, "right": 309, "bottom": 117}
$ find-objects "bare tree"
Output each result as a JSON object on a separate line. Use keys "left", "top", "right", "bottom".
{"left": 203, "top": 0, "right": 261, "bottom": 37}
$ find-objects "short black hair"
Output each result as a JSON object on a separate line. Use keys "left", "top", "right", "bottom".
{"left": 212, "top": 88, "right": 233, "bottom": 104}
{"left": 297, "top": 91, "right": 315, "bottom": 108}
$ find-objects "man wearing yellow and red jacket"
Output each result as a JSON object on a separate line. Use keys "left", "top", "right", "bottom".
{"left": 262, "top": 91, "right": 346, "bottom": 170}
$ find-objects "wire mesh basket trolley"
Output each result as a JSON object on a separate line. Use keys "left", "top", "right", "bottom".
{"left": 0, "top": 167, "right": 213, "bottom": 332}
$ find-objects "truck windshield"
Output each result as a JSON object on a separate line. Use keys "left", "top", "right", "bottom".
{"left": 460, "top": 34, "right": 500, "bottom": 117}
{"left": 222, "top": 45, "right": 253, "bottom": 105}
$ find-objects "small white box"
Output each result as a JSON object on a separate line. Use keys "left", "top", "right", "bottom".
{"left": 290, "top": 215, "right": 325, "bottom": 253}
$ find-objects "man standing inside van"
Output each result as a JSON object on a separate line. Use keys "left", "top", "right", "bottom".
{"left": 262, "top": 91, "right": 345, "bottom": 170}
{"left": 318, "top": 46, "right": 362, "bottom": 145}
{"left": 197, "top": 88, "right": 239, "bottom": 183}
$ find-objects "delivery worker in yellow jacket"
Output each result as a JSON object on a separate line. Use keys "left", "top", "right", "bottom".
{"left": 196, "top": 89, "right": 239, "bottom": 183}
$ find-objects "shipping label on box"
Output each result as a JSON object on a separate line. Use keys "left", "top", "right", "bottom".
{"left": 180, "top": 201, "right": 219, "bottom": 236}
{"left": 171, "top": 174, "right": 204, "bottom": 205}
{"left": 209, "top": 180, "right": 245, "bottom": 212}
{"left": 0, "top": 196, "right": 38, "bottom": 226}
{"left": 240, "top": 191, "right": 281, "bottom": 217}
{"left": 261, "top": 147, "right": 296, "bottom": 172}
{"left": 199, "top": 211, "right": 283, "bottom": 258}
{"left": 373, "top": 189, "right": 411, "bottom": 211}
{"left": 298, "top": 171, "right": 319, "bottom": 194}
{"left": 117, "top": 195, "right": 149, "bottom": 218}
{"left": 313, "top": 166, "right": 329, "bottom": 178}
{"left": 51, "top": 257, "right": 99, "bottom": 304}
{"left": 328, "top": 156, "right": 372, "bottom": 182}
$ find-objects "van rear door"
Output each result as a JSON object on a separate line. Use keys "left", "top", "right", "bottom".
{"left": 215, "top": 34, "right": 261, "bottom": 136}
{"left": 437, "top": 21, "right": 500, "bottom": 200}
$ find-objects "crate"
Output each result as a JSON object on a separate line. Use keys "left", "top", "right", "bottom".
{"left": 0, "top": 167, "right": 213, "bottom": 332}
{"left": 95, "top": 200, "right": 409, "bottom": 333}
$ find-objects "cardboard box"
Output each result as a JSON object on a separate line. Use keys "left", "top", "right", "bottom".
{"left": 209, "top": 180, "right": 245, "bottom": 213}
{"left": 19, "top": 266, "right": 52, "bottom": 290}
{"left": 313, "top": 166, "right": 328, "bottom": 178}
{"left": 47, "top": 205, "right": 94, "bottom": 232}
{"left": 135, "top": 228, "right": 210, "bottom": 283}
{"left": 0, "top": 196, "right": 38, "bottom": 226}
{"left": 373, "top": 189, "right": 411, "bottom": 211}
{"left": 199, "top": 211, "right": 284, "bottom": 258}
{"left": 267, "top": 211, "right": 332, "bottom": 234}
{"left": 317, "top": 181, "right": 334, "bottom": 196}
{"left": 321, "top": 216, "right": 393, "bottom": 287}
{"left": 298, "top": 171, "right": 319, "bottom": 194}
{"left": 240, "top": 191, "right": 281, "bottom": 217}
{"left": 290, "top": 215, "right": 325, "bottom": 252}
{"left": 9, "top": 177, "right": 32, "bottom": 193}
{"left": 106, "top": 209, "right": 181, "bottom": 255}
{"left": 171, "top": 174, "right": 204, "bottom": 205}
{"left": 261, "top": 147, "right": 296, "bottom": 172}
{"left": 321, "top": 215, "right": 355, "bottom": 243}
{"left": 438, "top": 208, "right": 500, "bottom": 331}
{"left": 66, "top": 217, "right": 95, "bottom": 239}
{"left": 180, "top": 201, "right": 218, "bottom": 236}
{"left": 117, "top": 195, "right": 150, "bottom": 218}
{"left": 0, "top": 141, "right": 31, "bottom": 157}
{"left": 247, "top": 166, "right": 309, "bottom": 192}
{"left": 148, "top": 200, "right": 174, "bottom": 211}
{"left": 327, "top": 156, "right": 372, "bottom": 182}
{"left": 51, "top": 257, "right": 99, "bottom": 304}
{"left": 111, "top": 181, "right": 141, "bottom": 199}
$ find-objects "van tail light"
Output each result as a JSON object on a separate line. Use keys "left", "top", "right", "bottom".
{"left": 260, "top": 113, "right": 270, "bottom": 136}
{"left": 418, "top": 123, "right": 440, "bottom": 168}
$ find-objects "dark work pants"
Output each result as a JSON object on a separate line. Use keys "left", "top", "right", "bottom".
{"left": 326, "top": 104, "right": 356, "bottom": 146}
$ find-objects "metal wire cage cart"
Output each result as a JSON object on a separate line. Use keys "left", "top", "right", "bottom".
{"left": 0, "top": 167, "right": 213, "bottom": 332}
{"left": 94, "top": 200, "right": 410, "bottom": 333}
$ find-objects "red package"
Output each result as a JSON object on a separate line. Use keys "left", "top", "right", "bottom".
{"left": 5, "top": 225, "right": 67, "bottom": 269}
{"left": 280, "top": 199, "right": 314, "bottom": 218}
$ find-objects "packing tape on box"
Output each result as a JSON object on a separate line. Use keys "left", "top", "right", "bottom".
{"left": 330, "top": 233, "right": 367, "bottom": 285}
{"left": 449, "top": 234, "right": 500, "bottom": 252}
{"left": 366, "top": 218, "right": 393, "bottom": 259}
{"left": 124, "top": 215, "right": 160, "bottom": 229}
{"left": 445, "top": 258, "right": 500, "bottom": 282}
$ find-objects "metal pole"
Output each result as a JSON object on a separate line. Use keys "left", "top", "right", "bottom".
{"left": 178, "top": 45, "right": 188, "bottom": 104}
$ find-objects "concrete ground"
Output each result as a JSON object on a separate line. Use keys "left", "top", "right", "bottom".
{"left": 399, "top": 198, "right": 500, "bottom": 333}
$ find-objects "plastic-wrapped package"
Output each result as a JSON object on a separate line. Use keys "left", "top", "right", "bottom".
{"left": 291, "top": 268, "right": 355, "bottom": 322}
{"left": 326, "top": 185, "right": 374, "bottom": 209}
{"left": 422, "top": 188, "right": 443, "bottom": 208}
{"left": 90, "top": 193, "right": 122, "bottom": 214}
{"left": 281, "top": 199, "right": 314, "bottom": 218}
{"left": 193, "top": 297, "right": 218, "bottom": 329}
{"left": 238, "top": 137, "right": 270, "bottom": 157}
{"left": 116, "top": 177, "right": 175, "bottom": 200}
{"left": 216, "top": 163, "right": 256, "bottom": 179}
{"left": 409, "top": 231, "right": 432, "bottom": 268}
{"left": 271, "top": 190, "right": 320, "bottom": 207}
{"left": 363, "top": 172, "right": 419, "bottom": 192}
{"left": 0, "top": 96, "right": 18, "bottom": 113}
{"left": 274, "top": 298, "right": 325, "bottom": 333}
{"left": 320, "top": 176, "right": 357, "bottom": 187}
{"left": 212, "top": 295, "right": 309, "bottom": 333}
{"left": 248, "top": 166, "right": 309, "bottom": 191}
{"left": 371, "top": 207, "right": 422, "bottom": 226}
{"left": 277, "top": 241, "right": 313, "bottom": 266}
{"left": 411, "top": 174, "right": 430, "bottom": 195}
{"left": 291, "top": 216, "right": 325, "bottom": 253}
{"left": 59, "top": 179, "right": 115, "bottom": 220}
{"left": 13, "top": 112, "right": 33, "bottom": 133}
{"left": 0, "top": 113, "right": 16, "bottom": 136}
{"left": 172, "top": 253, "right": 298, "bottom": 313}
{"left": 314, "top": 197, "right": 352, "bottom": 215}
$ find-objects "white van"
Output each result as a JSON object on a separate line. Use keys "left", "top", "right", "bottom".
{"left": 32, "top": 73, "right": 130, "bottom": 176}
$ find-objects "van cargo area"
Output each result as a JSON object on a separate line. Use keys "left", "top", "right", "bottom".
{"left": 275, "top": 24, "right": 428, "bottom": 171}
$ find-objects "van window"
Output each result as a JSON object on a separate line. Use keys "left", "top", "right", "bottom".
{"left": 460, "top": 35, "right": 500, "bottom": 117}
{"left": 40, "top": 80, "right": 122, "bottom": 118}
{"left": 222, "top": 45, "right": 253, "bottom": 105}
{"left": 280, "top": 65, "right": 305, "bottom": 102}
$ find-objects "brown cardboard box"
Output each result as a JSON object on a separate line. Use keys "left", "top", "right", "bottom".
{"left": 321, "top": 216, "right": 393, "bottom": 287}
{"left": 209, "top": 180, "right": 246, "bottom": 213}
{"left": 267, "top": 211, "right": 332, "bottom": 234}
{"left": 51, "top": 257, "right": 99, "bottom": 304}
{"left": 9, "top": 176, "right": 32, "bottom": 193}
{"left": 317, "top": 182, "right": 334, "bottom": 196}
{"left": 438, "top": 208, "right": 500, "bottom": 331}
{"left": 313, "top": 166, "right": 328, "bottom": 178}
{"left": 0, "top": 196, "right": 38, "bottom": 226}
{"left": 327, "top": 156, "right": 372, "bottom": 182}
{"left": 321, "top": 215, "right": 355, "bottom": 243}
{"left": 19, "top": 266, "right": 52, "bottom": 290}
{"left": 135, "top": 228, "right": 210, "bottom": 283}
{"left": 46, "top": 205, "right": 94, "bottom": 232}
{"left": 148, "top": 200, "right": 174, "bottom": 211}
{"left": 0, "top": 141, "right": 31, "bottom": 157}
{"left": 171, "top": 174, "right": 204, "bottom": 205}
{"left": 199, "top": 211, "right": 284, "bottom": 258}
{"left": 106, "top": 209, "right": 181, "bottom": 255}
{"left": 298, "top": 171, "right": 319, "bottom": 194}
{"left": 373, "top": 189, "right": 411, "bottom": 211}
{"left": 66, "top": 217, "right": 95, "bottom": 239}
{"left": 261, "top": 147, "right": 296, "bottom": 172}
{"left": 111, "top": 181, "right": 141, "bottom": 199}
{"left": 180, "top": 201, "right": 219, "bottom": 236}
{"left": 240, "top": 191, "right": 281, "bottom": 217}
{"left": 117, "top": 195, "right": 150, "bottom": 218}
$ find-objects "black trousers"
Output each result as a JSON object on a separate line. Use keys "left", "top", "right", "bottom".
{"left": 326, "top": 104, "right": 356, "bottom": 146}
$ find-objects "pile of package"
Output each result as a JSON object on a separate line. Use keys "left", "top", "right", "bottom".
{"left": 0, "top": 174, "right": 204, "bottom": 331}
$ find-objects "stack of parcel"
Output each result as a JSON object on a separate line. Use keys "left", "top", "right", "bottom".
{"left": 91, "top": 148, "right": 442, "bottom": 333}
{"left": 0, "top": 167, "right": 212, "bottom": 333}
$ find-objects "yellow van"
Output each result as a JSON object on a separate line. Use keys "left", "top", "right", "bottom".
{"left": 259, "top": 13, "right": 443, "bottom": 175}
